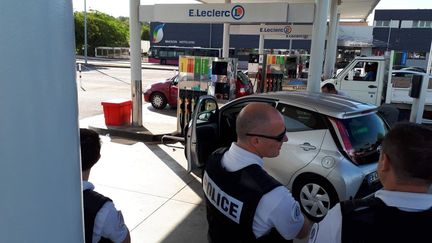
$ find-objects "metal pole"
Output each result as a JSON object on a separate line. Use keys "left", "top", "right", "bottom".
{"left": 386, "top": 19, "right": 392, "bottom": 52}
{"left": 323, "top": 0, "right": 340, "bottom": 79}
{"left": 1, "top": 1, "right": 84, "bottom": 241}
{"left": 259, "top": 23, "right": 265, "bottom": 54}
{"left": 209, "top": 23, "right": 212, "bottom": 48}
{"left": 223, "top": 24, "right": 230, "bottom": 58}
{"left": 426, "top": 41, "right": 432, "bottom": 75}
{"left": 288, "top": 23, "right": 293, "bottom": 54}
{"left": 84, "top": 0, "right": 88, "bottom": 65}
{"left": 307, "top": 0, "right": 329, "bottom": 92}
{"left": 222, "top": 0, "right": 231, "bottom": 58}
{"left": 130, "top": 0, "right": 142, "bottom": 126}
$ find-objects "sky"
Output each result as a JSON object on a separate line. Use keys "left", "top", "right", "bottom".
{"left": 72, "top": 0, "right": 431, "bottom": 23}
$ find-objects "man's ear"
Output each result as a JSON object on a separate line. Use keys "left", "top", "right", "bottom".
{"left": 380, "top": 152, "right": 391, "bottom": 172}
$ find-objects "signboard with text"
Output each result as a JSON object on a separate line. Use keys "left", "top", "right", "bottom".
{"left": 140, "top": 3, "right": 314, "bottom": 23}
{"left": 230, "top": 25, "right": 312, "bottom": 39}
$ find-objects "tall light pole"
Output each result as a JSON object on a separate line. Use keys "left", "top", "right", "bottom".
{"left": 84, "top": 0, "right": 88, "bottom": 65}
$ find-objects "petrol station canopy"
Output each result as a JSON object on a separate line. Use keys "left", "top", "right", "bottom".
{"left": 196, "top": 0, "right": 380, "bottom": 21}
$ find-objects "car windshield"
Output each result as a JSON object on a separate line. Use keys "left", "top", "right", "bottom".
{"left": 237, "top": 72, "right": 250, "bottom": 85}
{"left": 336, "top": 113, "right": 388, "bottom": 164}
{"left": 173, "top": 75, "right": 179, "bottom": 84}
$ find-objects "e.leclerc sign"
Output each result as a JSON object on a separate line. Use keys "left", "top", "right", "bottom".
{"left": 139, "top": 3, "right": 299, "bottom": 23}
{"left": 188, "top": 5, "right": 245, "bottom": 20}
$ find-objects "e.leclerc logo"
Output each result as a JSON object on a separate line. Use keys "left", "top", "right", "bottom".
{"left": 188, "top": 5, "right": 245, "bottom": 20}
{"left": 231, "top": 5, "right": 245, "bottom": 20}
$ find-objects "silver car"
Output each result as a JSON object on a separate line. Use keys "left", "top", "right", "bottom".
{"left": 186, "top": 92, "right": 386, "bottom": 221}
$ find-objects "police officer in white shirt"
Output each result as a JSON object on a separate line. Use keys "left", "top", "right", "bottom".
{"left": 80, "top": 128, "right": 131, "bottom": 243}
{"left": 203, "top": 103, "right": 311, "bottom": 243}
{"left": 309, "top": 123, "right": 432, "bottom": 243}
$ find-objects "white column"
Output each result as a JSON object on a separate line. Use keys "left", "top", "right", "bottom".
{"left": 259, "top": 23, "right": 265, "bottom": 54}
{"left": 84, "top": 0, "right": 88, "bottom": 64}
{"left": 130, "top": 0, "right": 143, "bottom": 126}
{"left": 222, "top": 0, "right": 231, "bottom": 58}
{"left": 223, "top": 23, "right": 231, "bottom": 58}
{"left": 0, "top": 1, "right": 83, "bottom": 242}
{"left": 410, "top": 74, "right": 429, "bottom": 123}
{"left": 323, "top": 0, "right": 340, "bottom": 79}
{"left": 307, "top": 0, "right": 329, "bottom": 92}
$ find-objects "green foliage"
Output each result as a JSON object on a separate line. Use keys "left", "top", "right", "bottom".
{"left": 141, "top": 24, "right": 150, "bottom": 41}
{"left": 74, "top": 11, "right": 129, "bottom": 56}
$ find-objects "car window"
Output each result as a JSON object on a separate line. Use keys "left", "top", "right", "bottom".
{"left": 173, "top": 75, "right": 179, "bottom": 84}
{"left": 344, "top": 61, "right": 378, "bottom": 81}
{"left": 336, "top": 113, "right": 388, "bottom": 164}
{"left": 237, "top": 71, "right": 251, "bottom": 85}
{"left": 196, "top": 99, "right": 217, "bottom": 124}
{"left": 276, "top": 104, "right": 326, "bottom": 132}
{"left": 219, "top": 100, "right": 276, "bottom": 145}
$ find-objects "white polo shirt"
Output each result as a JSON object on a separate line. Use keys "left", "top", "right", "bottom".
{"left": 221, "top": 143, "right": 304, "bottom": 240}
{"left": 83, "top": 181, "right": 129, "bottom": 243}
{"left": 309, "top": 189, "right": 432, "bottom": 243}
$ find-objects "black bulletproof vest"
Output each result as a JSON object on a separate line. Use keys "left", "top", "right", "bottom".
{"left": 83, "top": 189, "right": 113, "bottom": 243}
{"left": 340, "top": 196, "right": 432, "bottom": 243}
{"left": 204, "top": 147, "right": 292, "bottom": 243}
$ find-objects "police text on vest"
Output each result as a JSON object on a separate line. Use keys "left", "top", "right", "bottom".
{"left": 203, "top": 172, "right": 244, "bottom": 223}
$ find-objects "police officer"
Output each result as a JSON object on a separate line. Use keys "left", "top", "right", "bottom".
{"left": 309, "top": 123, "right": 432, "bottom": 243}
{"left": 203, "top": 103, "right": 311, "bottom": 243}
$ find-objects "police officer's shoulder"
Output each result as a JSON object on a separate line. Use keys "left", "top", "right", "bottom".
{"left": 340, "top": 196, "right": 384, "bottom": 215}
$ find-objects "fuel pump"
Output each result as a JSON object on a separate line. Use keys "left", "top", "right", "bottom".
{"left": 177, "top": 56, "right": 237, "bottom": 135}
{"left": 263, "top": 54, "right": 287, "bottom": 93}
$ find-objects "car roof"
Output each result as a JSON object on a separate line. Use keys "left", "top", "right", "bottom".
{"left": 243, "top": 91, "right": 378, "bottom": 119}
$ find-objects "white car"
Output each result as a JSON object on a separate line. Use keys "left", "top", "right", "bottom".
{"left": 186, "top": 91, "right": 387, "bottom": 221}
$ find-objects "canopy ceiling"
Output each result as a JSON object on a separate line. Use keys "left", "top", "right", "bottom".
{"left": 196, "top": 0, "right": 380, "bottom": 21}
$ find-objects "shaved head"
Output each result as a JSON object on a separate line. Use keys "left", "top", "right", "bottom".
{"left": 236, "top": 103, "right": 284, "bottom": 142}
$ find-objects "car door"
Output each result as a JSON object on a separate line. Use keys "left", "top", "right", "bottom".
{"left": 264, "top": 103, "right": 327, "bottom": 185}
{"left": 169, "top": 75, "right": 179, "bottom": 104}
{"left": 186, "top": 96, "right": 219, "bottom": 172}
{"left": 339, "top": 61, "right": 380, "bottom": 104}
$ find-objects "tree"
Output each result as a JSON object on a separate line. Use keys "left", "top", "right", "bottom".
{"left": 141, "top": 23, "right": 150, "bottom": 41}
{"left": 74, "top": 11, "right": 129, "bottom": 56}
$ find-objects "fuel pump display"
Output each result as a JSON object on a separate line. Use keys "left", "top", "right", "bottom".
{"left": 177, "top": 56, "right": 238, "bottom": 134}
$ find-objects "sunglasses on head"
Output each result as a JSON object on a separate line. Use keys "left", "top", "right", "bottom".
{"left": 246, "top": 129, "right": 287, "bottom": 142}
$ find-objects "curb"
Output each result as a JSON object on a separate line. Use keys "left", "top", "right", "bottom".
{"left": 89, "top": 125, "right": 171, "bottom": 143}
{"left": 85, "top": 63, "right": 178, "bottom": 72}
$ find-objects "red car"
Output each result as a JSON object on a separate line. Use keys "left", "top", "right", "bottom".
{"left": 144, "top": 71, "right": 254, "bottom": 109}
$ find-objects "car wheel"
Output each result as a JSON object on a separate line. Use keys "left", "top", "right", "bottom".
{"left": 150, "top": 92, "right": 167, "bottom": 109}
{"left": 293, "top": 176, "right": 338, "bottom": 222}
